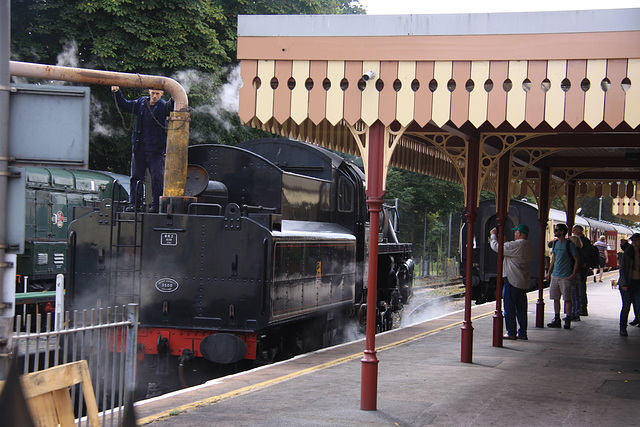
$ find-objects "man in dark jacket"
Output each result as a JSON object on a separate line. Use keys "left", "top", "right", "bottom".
{"left": 112, "top": 86, "right": 173, "bottom": 213}
{"left": 572, "top": 225, "right": 591, "bottom": 317}
{"left": 618, "top": 233, "right": 640, "bottom": 336}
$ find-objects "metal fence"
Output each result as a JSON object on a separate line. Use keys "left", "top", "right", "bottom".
{"left": 420, "top": 256, "right": 460, "bottom": 278}
{"left": 12, "top": 303, "right": 139, "bottom": 426}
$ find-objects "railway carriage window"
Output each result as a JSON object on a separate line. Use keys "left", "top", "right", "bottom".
{"left": 337, "top": 177, "right": 353, "bottom": 212}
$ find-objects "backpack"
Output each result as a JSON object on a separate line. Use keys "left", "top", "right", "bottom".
{"left": 583, "top": 239, "right": 600, "bottom": 269}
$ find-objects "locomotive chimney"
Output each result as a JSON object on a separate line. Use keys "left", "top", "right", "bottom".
{"left": 9, "top": 61, "right": 191, "bottom": 204}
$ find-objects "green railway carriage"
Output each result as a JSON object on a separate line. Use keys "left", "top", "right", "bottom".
{"left": 16, "top": 167, "right": 129, "bottom": 295}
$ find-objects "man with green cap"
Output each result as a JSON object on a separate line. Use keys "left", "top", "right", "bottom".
{"left": 490, "top": 223, "right": 534, "bottom": 340}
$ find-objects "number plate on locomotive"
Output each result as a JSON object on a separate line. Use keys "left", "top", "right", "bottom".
{"left": 161, "top": 233, "right": 178, "bottom": 246}
{"left": 155, "top": 278, "right": 179, "bottom": 293}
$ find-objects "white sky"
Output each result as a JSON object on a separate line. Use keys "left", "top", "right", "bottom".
{"left": 359, "top": 0, "right": 639, "bottom": 15}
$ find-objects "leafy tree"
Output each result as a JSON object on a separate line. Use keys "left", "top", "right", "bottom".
{"left": 10, "top": 0, "right": 364, "bottom": 173}
{"left": 384, "top": 167, "right": 465, "bottom": 263}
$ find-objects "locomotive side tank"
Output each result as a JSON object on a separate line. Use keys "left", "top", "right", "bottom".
{"left": 67, "top": 138, "right": 412, "bottom": 381}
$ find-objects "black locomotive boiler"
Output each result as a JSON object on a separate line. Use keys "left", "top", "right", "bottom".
{"left": 67, "top": 138, "right": 413, "bottom": 387}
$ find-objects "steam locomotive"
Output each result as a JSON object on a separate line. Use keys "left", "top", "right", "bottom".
{"left": 67, "top": 138, "right": 413, "bottom": 388}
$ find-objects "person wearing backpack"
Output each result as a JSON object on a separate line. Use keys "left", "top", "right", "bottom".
{"left": 618, "top": 233, "right": 640, "bottom": 336}
{"left": 568, "top": 235, "right": 584, "bottom": 322}
{"left": 545, "top": 223, "right": 580, "bottom": 329}
{"left": 572, "top": 225, "right": 593, "bottom": 317}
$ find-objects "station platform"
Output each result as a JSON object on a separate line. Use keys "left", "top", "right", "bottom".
{"left": 135, "top": 271, "right": 640, "bottom": 426}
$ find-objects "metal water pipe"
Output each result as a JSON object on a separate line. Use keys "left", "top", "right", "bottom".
{"left": 8, "top": 61, "right": 190, "bottom": 201}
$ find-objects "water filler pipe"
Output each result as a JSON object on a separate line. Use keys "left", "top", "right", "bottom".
{"left": 8, "top": 61, "right": 191, "bottom": 200}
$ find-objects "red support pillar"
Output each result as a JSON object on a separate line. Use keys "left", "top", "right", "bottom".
{"left": 461, "top": 140, "right": 479, "bottom": 363}
{"left": 536, "top": 171, "right": 550, "bottom": 328}
{"left": 361, "top": 121, "right": 385, "bottom": 411}
{"left": 567, "top": 182, "right": 576, "bottom": 234}
{"left": 493, "top": 154, "right": 510, "bottom": 347}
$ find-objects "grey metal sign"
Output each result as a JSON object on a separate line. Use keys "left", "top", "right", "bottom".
{"left": 9, "top": 84, "right": 89, "bottom": 167}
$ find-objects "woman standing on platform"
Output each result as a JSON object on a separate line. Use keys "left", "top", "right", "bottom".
{"left": 618, "top": 233, "right": 640, "bottom": 336}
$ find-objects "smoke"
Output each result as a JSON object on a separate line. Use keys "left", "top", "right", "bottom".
{"left": 56, "top": 41, "right": 79, "bottom": 68}
{"left": 91, "top": 94, "right": 121, "bottom": 137}
{"left": 172, "top": 65, "right": 242, "bottom": 139}
{"left": 10, "top": 41, "right": 80, "bottom": 85}
{"left": 400, "top": 296, "right": 462, "bottom": 327}
{"left": 339, "top": 319, "right": 365, "bottom": 343}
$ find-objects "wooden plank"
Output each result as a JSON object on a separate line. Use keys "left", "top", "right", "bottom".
{"left": 468, "top": 61, "right": 489, "bottom": 127}
{"left": 378, "top": 61, "right": 398, "bottom": 126}
{"left": 564, "top": 59, "right": 587, "bottom": 127}
{"left": 396, "top": 61, "right": 416, "bottom": 127}
{"left": 20, "top": 362, "right": 84, "bottom": 398}
{"left": 625, "top": 59, "right": 640, "bottom": 128}
{"left": 361, "top": 60, "right": 380, "bottom": 126}
{"left": 326, "top": 61, "right": 345, "bottom": 126}
{"left": 506, "top": 60, "right": 528, "bottom": 127}
{"left": 291, "top": 60, "right": 311, "bottom": 124}
{"left": 545, "top": 60, "right": 568, "bottom": 128}
{"left": 4, "top": 360, "right": 103, "bottom": 427}
{"left": 603, "top": 59, "right": 627, "bottom": 127}
{"left": 52, "top": 388, "right": 75, "bottom": 426}
{"left": 255, "top": 60, "right": 276, "bottom": 124}
{"left": 584, "top": 59, "right": 607, "bottom": 128}
{"left": 413, "top": 61, "right": 434, "bottom": 127}
{"left": 450, "top": 61, "right": 471, "bottom": 127}
{"left": 432, "top": 61, "right": 453, "bottom": 127}
{"left": 27, "top": 394, "right": 58, "bottom": 427}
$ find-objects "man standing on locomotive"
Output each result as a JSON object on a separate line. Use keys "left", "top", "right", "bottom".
{"left": 111, "top": 86, "right": 173, "bottom": 213}
{"left": 545, "top": 223, "right": 580, "bottom": 329}
{"left": 490, "top": 224, "right": 534, "bottom": 340}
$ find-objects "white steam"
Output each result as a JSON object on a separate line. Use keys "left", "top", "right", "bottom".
{"left": 400, "top": 297, "right": 461, "bottom": 327}
{"left": 172, "top": 65, "right": 242, "bottom": 136}
{"left": 56, "top": 40, "right": 79, "bottom": 67}
{"left": 91, "top": 94, "right": 120, "bottom": 137}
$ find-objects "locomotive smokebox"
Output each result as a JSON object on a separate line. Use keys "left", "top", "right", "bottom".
{"left": 200, "top": 333, "right": 247, "bottom": 364}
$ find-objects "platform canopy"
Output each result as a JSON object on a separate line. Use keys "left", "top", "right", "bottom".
{"left": 237, "top": 8, "right": 640, "bottom": 217}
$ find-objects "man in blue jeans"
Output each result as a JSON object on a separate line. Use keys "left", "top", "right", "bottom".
{"left": 490, "top": 224, "right": 534, "bottom": 340}
{"left": 112, "top": 86, "right": 173, "bottom": 213}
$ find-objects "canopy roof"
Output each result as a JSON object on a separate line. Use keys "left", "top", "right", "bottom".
{"left": 237, "top": 9, "right": 640, "bottom": 220}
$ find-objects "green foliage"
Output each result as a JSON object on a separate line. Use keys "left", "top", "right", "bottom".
{"left": 12, "top": 0, "right": 229, "bottom": 74}
{"left": 385, "top": 167, "right": 465, "bottom": 259}
{"left": 10, "top": 0, "right": 363, "bottom": 173}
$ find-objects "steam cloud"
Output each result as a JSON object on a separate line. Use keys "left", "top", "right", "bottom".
{"left": 400, "top": 297, "right": 461, "bottom": 327}
{"left": 172, "top": 65, "right": 242, "bottom": 140}
{"left": 56, "top": 41, "right": 79, "bottom": 68}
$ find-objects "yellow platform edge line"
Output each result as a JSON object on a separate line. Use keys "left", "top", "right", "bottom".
{"left": 139, "top": 290, "right": 550, "bottom": 425}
